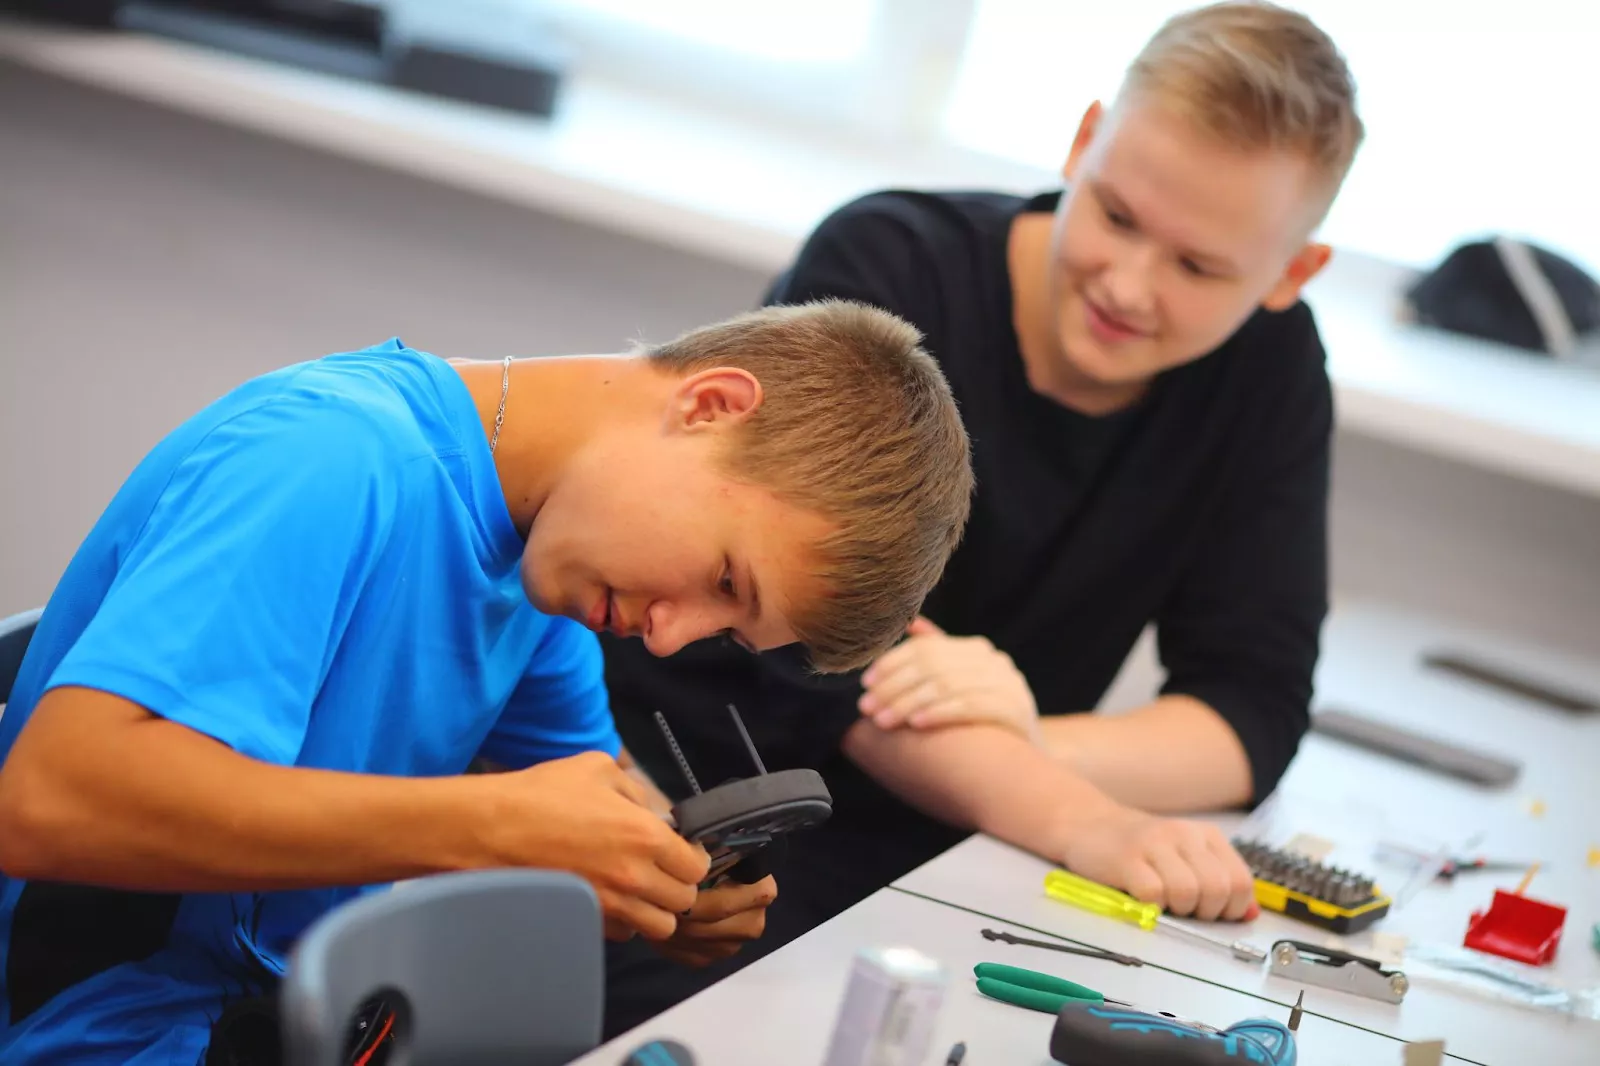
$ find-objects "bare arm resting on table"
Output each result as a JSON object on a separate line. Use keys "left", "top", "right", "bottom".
{"left": 842, "top": 719, "right": 1256, "bottom": 921}
{"left": 0, "top": 687, "right": 708, "bottom": 940}
{"left": 859, "top": 620, "right": 1254, "bottom": 813}
{"left": 1040, "top": 695, "right": 1253, "bottom": 814}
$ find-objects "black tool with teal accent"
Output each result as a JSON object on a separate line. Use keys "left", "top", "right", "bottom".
{"left": 1049, "top": 1001, "right": 1297, "bottom": 1066}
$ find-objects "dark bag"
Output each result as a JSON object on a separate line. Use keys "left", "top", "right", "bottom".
{"left": 1404, "top": 237, "right": 1600, "bottom": 357}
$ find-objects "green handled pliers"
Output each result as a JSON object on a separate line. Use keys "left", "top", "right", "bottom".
{"left": 973, "top": 963, "right": 1132, "bottom": 1015}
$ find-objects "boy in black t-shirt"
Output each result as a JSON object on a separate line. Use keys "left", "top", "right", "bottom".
{"left": 601, "top": 0, "right": 1365, "bottom": 1036}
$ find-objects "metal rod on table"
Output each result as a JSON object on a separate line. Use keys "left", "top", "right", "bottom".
{"left": 726, "top": 703, "right": 768, "bottom": 775}
{"left": 1156, "top": 916, "right": 1268, "bottom": 963}
{"left": 981, "top": 928, "right": 1143, "bottom": 967}
{"left": 654, "top": 711, "right": 702, "bottom": 795}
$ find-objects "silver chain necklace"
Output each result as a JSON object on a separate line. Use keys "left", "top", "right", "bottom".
{"left": 489, "top": 355, "right": 512, "bottom": 454}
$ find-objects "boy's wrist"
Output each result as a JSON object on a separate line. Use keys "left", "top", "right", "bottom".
{"left": 437, "top": 772, "right": 523, "bottom": 874}
{"left": 1041, "top": 790, "right": 1138, "bottom": 868}
{"left": 356, "top": 771, "right": 511, "bottom": 879}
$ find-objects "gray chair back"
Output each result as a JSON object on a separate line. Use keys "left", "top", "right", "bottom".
{"left": 281, "top": 868, "right": 604, "bottom": 1066}
{"left": 0, "top": 608, "right": 43, "bottom": 706}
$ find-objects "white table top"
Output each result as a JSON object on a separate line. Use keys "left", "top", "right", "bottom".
{"left": 893, "top": 605, "right": 1600, "bottom": 1065}
{"left": 893, "top": 834, "right": 1595, "bottom": 1066}
{"left": 578, "top": 888, "right": 1457, "bottom": 1066}
{"left": 1312, "top": 603, "right": 1600, "bottom": 815}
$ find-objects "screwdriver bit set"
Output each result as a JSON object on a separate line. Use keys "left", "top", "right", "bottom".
{"left": 1234, "top": 838, "right": 1392, "bottom": 934}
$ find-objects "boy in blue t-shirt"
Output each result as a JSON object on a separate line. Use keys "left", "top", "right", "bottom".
{"left": 0, "top": 301, "right": 973, "bottom": 1064}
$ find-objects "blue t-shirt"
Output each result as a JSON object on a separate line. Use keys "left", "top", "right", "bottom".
{"left": 0, "top": 339, "right": 620, "bottom": 1064}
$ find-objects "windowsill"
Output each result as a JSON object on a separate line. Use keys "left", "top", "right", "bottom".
{"left": 5, "top": 18, "right": 1598, "bottom": 499}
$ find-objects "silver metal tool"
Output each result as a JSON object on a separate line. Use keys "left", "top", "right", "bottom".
{"left": 1159, "top": 917, "right": 1270, "bottom": 963}
{"left": 980, "top": 927, "right": 1144, "bottom": 967}
{"left": 1269, "top": 939, "right": 1409, "bottom": 1004}
{"left": 654, "top": 711, "right": 702, "bottom": 795}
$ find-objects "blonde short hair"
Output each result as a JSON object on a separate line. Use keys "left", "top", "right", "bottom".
{"left": 645, "top": 301, "right": 973, "bottom": 672}
{"left": 1121, "top": 1, "right": 1364, "bottom": 216}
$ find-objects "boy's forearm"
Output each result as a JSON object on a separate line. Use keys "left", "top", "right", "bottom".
{"left": 0, "top": 687, "right": 500, "bottom": 892}
{"left": 840, "top": 720, "right": 1122, "bottom": 864}
{"left": 1039, "top": 695, "right": 1253, "bottom": 813}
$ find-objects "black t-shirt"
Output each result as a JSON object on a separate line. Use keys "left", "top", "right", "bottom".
{"left": 601, "top": 189, "right": 1331, "bottom": 919}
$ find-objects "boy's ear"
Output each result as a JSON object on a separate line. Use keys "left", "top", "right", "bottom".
{"left": 1262, "top": 243, "right": 1333, "bottom": 311}
{"left": 1062, "top": 100, "right": 1105, "bottom": 182}
{"left": 671, "top": 367, "right": 764, "bottom": 430}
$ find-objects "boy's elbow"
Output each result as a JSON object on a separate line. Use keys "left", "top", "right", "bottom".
{"left": 0, "top": 687, "right": 153, "bottom": 881}
{"left": 0, "top": 758, "right": 76, "bottom": 881}
{"left": 0, "top": 691, "right": 109, "bottom": 881}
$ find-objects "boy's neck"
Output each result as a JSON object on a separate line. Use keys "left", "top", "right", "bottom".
{"left": 451, "top": 353, "right": 646, "bottom": 536}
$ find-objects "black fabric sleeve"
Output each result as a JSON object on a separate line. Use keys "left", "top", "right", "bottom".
{"left": 753, "top": 194, "right": 945, "bottom": 754}
{"left": 1155, "top": 307, "right": 1333, "bottom": 804}
{"left": 765, "top": 193, "right": 942, "bottom": 319}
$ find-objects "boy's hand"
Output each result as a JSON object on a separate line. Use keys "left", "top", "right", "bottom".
{"left": 487, "top": 752, "right": 710, "bottom": 942}
{"left": 652, "top": 875, "right": 779, "bottom": 968}
{"left": 859, "top": 617, "right": 1040, "bottom": 742}
{"left": 1060, "top": 805, "right": 1258, "bottom": 922}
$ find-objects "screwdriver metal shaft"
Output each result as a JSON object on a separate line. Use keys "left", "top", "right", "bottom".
{"left": 1156, "top": 915, "right": 1269, "bottom": 963}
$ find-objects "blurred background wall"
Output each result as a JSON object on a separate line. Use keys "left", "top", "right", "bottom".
{"left": 3, "top": 3, "right": 1597, "bottom": 707}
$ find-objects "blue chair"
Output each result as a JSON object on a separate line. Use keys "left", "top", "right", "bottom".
{"left": 281, "top": 868, "right": 605, "bottom": 1066}
{"left": 0, "top": 607, "right": 43, "bottom": 706}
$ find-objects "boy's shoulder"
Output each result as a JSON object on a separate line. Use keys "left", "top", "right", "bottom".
{"left": 264, "top": 337, "right": 441, "bottom": 421}
{"left": 125, "top": 339, "right": 460, "bottom": 535}
{"left": 207, "top": 339, "right": 448, "bottom": 461}
{"left": 784, "top": 190, "right": 1034, "bottom": 310}
{"left": 1181, "top": 300, "right": 1331, "bottom": 432}
{"left": 813, "top": 188, "right": 1033, "bottom": 248}
{"left": 1229, "top": 300, "right": 1329, "bottom": 379}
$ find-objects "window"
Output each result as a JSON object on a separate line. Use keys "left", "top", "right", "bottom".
{"left": 235, "top": 1, "right": 1599, "bottom": 276}
{"left": 512, "top": 0, "right": 976, "bottom": 145}
{"left": 944, "top": 1, "right": 1600, "bottom": 273}
{"left": 532, "top": 0, "right": 874, "bottom": 64}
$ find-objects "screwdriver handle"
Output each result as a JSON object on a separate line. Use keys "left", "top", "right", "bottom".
{"left": 1045, "top": 870, "right": 1268, "bottom": 963}
{"left": 1049, "top": 1002, "right": 1296, "bottom": 1066}
{"left": 1044, "top": 870, "right": 1160, "bottom": 930}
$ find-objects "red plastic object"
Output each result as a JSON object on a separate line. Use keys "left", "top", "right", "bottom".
{"left": 1464, "top": 889, "right": 1567, "bottom": 965}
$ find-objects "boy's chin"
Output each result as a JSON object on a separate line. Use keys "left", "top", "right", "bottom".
{"left": 516, "top": 575, "right": 557, "bottom": 617}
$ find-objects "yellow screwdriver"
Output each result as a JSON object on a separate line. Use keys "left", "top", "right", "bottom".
{"left": 1044, "top": 869, "right": 1267, "bottom": 963}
